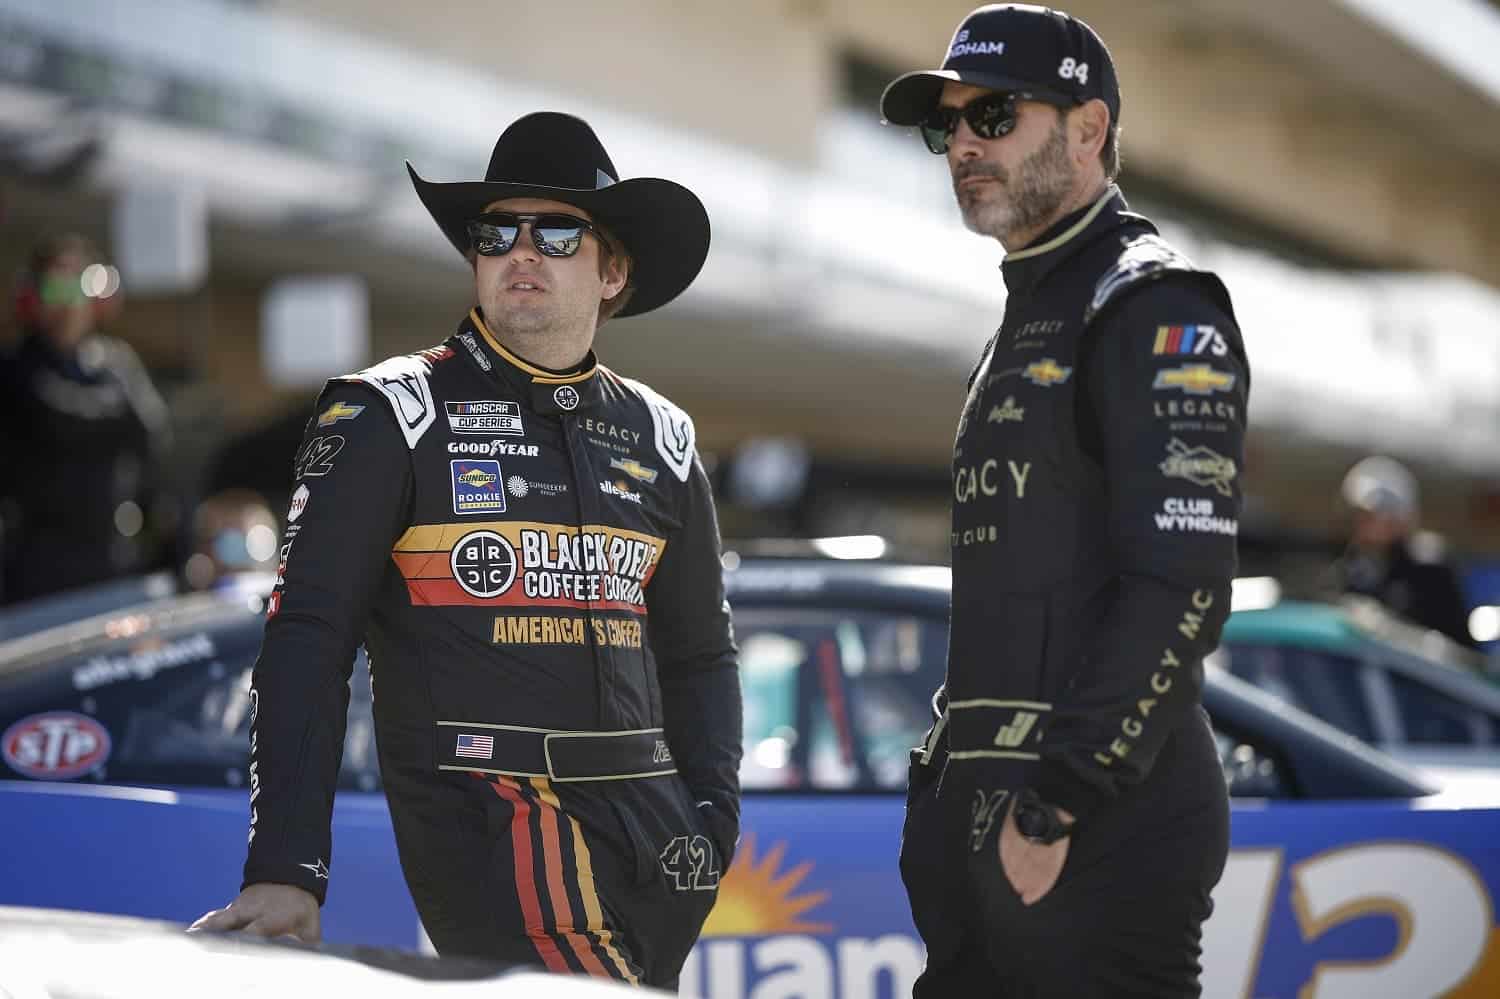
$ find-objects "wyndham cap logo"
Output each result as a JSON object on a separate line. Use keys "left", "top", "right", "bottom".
{"left": 948, "top": 25, "right": 1004, "bottom": 61}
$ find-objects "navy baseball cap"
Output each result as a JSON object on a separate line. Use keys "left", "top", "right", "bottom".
{"left": 881, "top": 4, "right": 1121, "bottom": 127}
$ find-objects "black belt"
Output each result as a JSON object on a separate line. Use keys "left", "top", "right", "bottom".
{"left": 435, "top": 722, "right": 677, "bottom": 781}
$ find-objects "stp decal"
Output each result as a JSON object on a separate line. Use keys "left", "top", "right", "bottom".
{"left": 2, "top": 712, "right": 112, "bottom": 780}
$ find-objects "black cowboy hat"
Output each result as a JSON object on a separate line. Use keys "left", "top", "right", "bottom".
{"left": 407, "top": 112, "right": 710, "bottom": 318}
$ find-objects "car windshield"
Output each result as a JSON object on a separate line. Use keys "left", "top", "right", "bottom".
{"left": 734, "top": 607, "right": 947, "bottom": 791}
{"left": 1220, "top": 642, "right": 1379, "bottom": 744}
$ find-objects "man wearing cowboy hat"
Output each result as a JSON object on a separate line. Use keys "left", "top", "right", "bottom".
{"left": 192, "top": 113, "right": 741, "bottom": 988}
{"left": 884, "top": 5, "right": 1247, "bottom": 996}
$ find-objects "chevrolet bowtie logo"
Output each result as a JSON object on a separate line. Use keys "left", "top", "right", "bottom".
{"left": 317, "top": 401, "right": 365, "bottom": 427}
{"left": 1153, "top": 364, "right": 1235, "bottom": 396}
{"left": 1022, "top": 359, "right": 1073, "bottom": 387}
{"left": 610, "top": 457, "right": 659, "bottom": 484}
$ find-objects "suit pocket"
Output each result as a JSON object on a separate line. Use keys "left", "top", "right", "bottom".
{"left": 604, "top": 792, "right": 660, "bottom": 889}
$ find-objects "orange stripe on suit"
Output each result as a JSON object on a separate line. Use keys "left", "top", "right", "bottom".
{"left": 489, "top": 777, "right": 571, "bottom": 973}
{"left": 535, "top": 780, "right": 641, "bottom": 984}
{"left": 530, "top": 779, "right": 613, "bottom": 978}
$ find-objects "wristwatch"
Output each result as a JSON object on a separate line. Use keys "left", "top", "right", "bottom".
{"left": 1014, "top": 788, "right": 1075, "bottom": 845}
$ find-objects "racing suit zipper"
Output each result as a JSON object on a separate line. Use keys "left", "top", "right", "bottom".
{"left": 560, "top": 414, "right": 610, "bottom": 729}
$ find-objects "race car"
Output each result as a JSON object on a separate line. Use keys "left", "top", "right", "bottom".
{"left": 1, "top": 558, "right": 1497, "bottom": 998}
{"left": 1218, "top": 597, "right": 1500, "bottom": 792}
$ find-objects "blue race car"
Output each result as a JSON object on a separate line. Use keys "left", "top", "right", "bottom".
{"left": 1218, "top": 597, "right": 1500, "bottom": 794}
{"left": 1, "top": 558, "right": 1497, "bottom": 998}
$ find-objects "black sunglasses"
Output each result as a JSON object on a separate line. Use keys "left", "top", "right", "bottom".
{"left": 466, "top": 212, "right": 600, "bottom": 258}
{"left": 920, "top": 91, "right": 1073, "bottom": 155}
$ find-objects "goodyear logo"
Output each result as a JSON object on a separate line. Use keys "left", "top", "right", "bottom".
{"left": 1153, "top": 364, "right": 1235, "bottom": 396}
{"left": 451, "top": 460, "right": 506, "bottom": 515}
{"left": 610, "top": 457, "right": 659, "bottom": 484}
{"left": 1022, "top": 358, "right": 1072, "bottom": 387}
{"left": 317, "top": 401, "right": 364, "bottom": 427}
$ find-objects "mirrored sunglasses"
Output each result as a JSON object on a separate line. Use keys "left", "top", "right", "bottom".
{"left": 920, "top": 91, "right": 1071, "bottom": 155}
{"left": 466, "top": 212, "right": 599, "bottom": 258}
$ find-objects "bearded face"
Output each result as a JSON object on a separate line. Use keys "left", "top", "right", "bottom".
{"left": 951, "top": 109, "right": 1077, "bottom": 245}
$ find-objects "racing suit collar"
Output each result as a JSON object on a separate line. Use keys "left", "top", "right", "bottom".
{"left": 458, "top": 308, "right": 602, "bottom": 414}
{"left": 1000, "top": 185, "right": 1134, "bottom": 297}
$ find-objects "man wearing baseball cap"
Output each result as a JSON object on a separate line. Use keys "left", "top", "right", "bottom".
{"left": 886, "top": 6, "right": 1250, "bottom": 995}
{"left": 1336, "top": 455, "right": 1475, "bottom": 648}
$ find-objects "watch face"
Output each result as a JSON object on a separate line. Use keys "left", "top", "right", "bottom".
{"left": 1016, "top": 804, "right": 1051, "bottom": 840}
{"left": 1016, "top": 800, "right": 1069, "bottom": 843}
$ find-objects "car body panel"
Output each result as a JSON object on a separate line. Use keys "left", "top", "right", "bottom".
{"left": 4, "top": 781, "right": 1500, "bottom": 998}
{"left": 0, "top": 905, "right": 660, "bottom": 996}
{"left": 4, "top": 568, "right": 1500, "bottom": 997}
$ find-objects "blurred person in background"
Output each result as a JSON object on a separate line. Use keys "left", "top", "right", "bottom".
{"left": 882, "top": 5, "right": 1248, "bottom": 996}
{"left": 0, "top": 233, "right": 171, "bottom": 604}
{"left": 1335, "top": 455, "right": 1475, "bottom": 648}
{"left": 192, "top": 113, "right": 740, "bottom": 991}
{"left": 182, "top": 488, "right": 280, "bottom": 593}
{"left": 201, "top": 404, "right": 313, "bottom": 525}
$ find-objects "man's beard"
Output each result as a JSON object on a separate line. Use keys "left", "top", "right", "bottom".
{"left": 953, "top": 117, "right": 1075, "bottom": 243}
{"left": 480, "top": 285, "right": 589, "bottom": 340}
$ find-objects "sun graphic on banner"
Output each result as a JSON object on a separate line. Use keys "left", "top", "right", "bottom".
{"left": 700, "top": 832, "right": 833, "bottom": 937}
{"left": 1448, "top": 927, "right": 1500, "bottom": 997}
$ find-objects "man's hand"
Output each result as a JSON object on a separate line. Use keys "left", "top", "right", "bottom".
{"left": 188, "top": 883, "right": 320, "bottom": 943}
{"left": 998, "top": 799, "right": 1073, "bottom": 905}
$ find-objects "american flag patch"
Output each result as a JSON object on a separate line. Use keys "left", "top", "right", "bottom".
{"left": 454, "top": 733, "right": 494, "bottom": 759}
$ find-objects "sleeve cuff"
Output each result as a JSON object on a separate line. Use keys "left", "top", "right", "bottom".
{"left": 242, "top": 861, "right": 330, "bottom": 907}
{"left": 1031, "top": 760, "right": 1108, "bottom": 824}
{"left": 695, "top": 800, "right": 740, "bottom": 871}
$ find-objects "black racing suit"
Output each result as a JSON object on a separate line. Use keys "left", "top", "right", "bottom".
{"left": 243, "top": 310, "right": 741, "bottom": 988}
{"left": 903, "top": 189, "right": 1248, "bottom": 998}
{"left": 0, "top": 329, "right": 170, "bottom": 603}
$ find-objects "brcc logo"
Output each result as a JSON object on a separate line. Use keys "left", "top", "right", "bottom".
{"left": 450, "top": 530, "right": 519, "bottom": 599}
{"left": 554, "top": 385, "right": 581, "bottom": 411}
